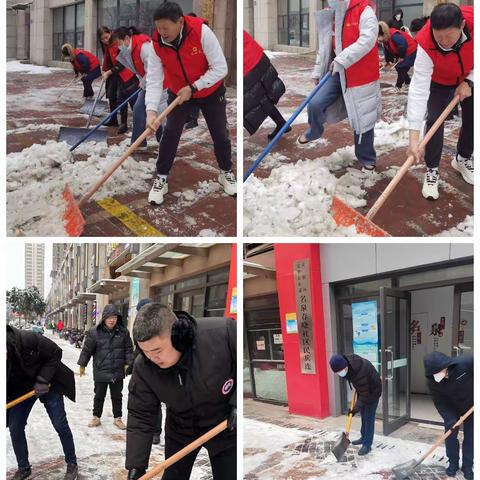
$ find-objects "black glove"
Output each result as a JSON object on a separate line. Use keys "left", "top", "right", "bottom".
{"left": 128, "top": 469, "right": 146, "bottom": 480}
{"left": 348, "top": 406, "right": 359, "bottom": 417}
{"left": 227, "top": 406, "right": 237, "bottom": 431}
{"left": 33, "top": 377, "right": 50, "bottom": 397}
{"left": 445, "top": 422, "right": 459, "bottom": 434}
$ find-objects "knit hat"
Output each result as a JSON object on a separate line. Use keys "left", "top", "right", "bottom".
{"left": 329, "top": 354, "right": 348, "bottom": 372}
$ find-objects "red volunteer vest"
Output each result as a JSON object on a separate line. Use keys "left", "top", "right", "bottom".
{"left": 243, "top": 30, "right": 264, "bottom": 77}
{"left": 387, "top": 28, "right": 417, "bottom": 57}
{"left": 415, "top": 6, "right": 473, "bottom": 86}
{"left": 341, "top": 0, "right": 379, "bottom": 88}
{"left": 131, "top": 34, "right": 151, "bottom": 78}
{"left": 151, "top": 16, "right": 223, "bottom": 98}
{"left": 102, "top": 43, "right": 136, "bottom": 84}
{"left": 73, "top": 49, "right": 100, "bottom": 73}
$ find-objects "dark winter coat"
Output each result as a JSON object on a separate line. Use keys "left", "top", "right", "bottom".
{"left": 244, "top": 53, "right": 286, "bottom": 135}
{"left": 7, "top": 325, "right": 75, "bottom": 403}
{"left": 342, "top": 354, "right": 382, "bottom": 410}
{"left": 424, "top": 352, "right": 473, "bottom": 426}
{"left": 77, "top": 304, "right": 134, "bottom": 383}
{"left": 126, "top": 313, "right": 236, "bottom": 471}
{"left": 388, "top": 9, "right": 404, "bottom": 30}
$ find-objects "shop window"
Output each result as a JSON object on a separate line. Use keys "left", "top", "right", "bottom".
{"left": 398, "top": 263, "right": 473, "bottom": 288}
{"left": 207, "top": 268, "right": 229, "bottom": 284}
{"left": 336, "top": 278, "right": 391, "bottom": 297}
{"left": 277, "top": 0, "right": 309, "bottom": 47}
{"left": 98, "top": 0, "right": 118, "bottom": 29}
{"left": 52, "top": 3, "right": 85, "bottom": 61}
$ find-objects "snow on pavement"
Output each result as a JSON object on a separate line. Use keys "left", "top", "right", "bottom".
{"left": 7, "top": 60, "right": 69, "bottom": 75}
{"left": 7, "top": 332, "right": 214, "bottom": 479}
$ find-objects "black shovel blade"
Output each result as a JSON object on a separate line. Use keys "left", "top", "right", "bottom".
{"left": 58, "top": 127, "right": 108, "bottom": 147}
{"left": 79, "top": 99, "right": 109, "bottom": 117}
{"left": 332, "top": 432, "right": 350, "bottom": 461}
{"left": 391, "top": 459, "right": 422, "bottom": 479}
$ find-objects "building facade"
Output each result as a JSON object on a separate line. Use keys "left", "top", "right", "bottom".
{"left": 7, "top": 0, "right": 236, "bottom": 84}
{"left": 25, "top": 243, "right": 45, "bottom": 297}
{"left": 244, "top": 0, "right": 473, "bottom": 53}
{"left": 244, "top": 243, "right": 473, "bottom": 435}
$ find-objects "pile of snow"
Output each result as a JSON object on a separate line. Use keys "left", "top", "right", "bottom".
{"left": 7, "top": 60, "right": 67, "bottom": 75}
{"left": 437, "top": 215, "right": 474, "bottom": 236}
{"left": 7, "top": 123, "right": 61, "bottom": 135}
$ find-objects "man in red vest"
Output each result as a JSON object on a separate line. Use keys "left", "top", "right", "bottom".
{"left": 145, "top": 2, "right": 236, "bottom": 206}
{"left": 61, "top": 44, "right": 101, "bottom": 98}
{"left": 407, "top": 3, "right": 473, "bottom": 200}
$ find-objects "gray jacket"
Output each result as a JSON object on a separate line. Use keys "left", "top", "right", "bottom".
{"left": 311, "top": 1, "right": 381, "bottom": 137}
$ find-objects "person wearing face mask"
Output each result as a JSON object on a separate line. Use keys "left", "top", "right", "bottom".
{"left": 126, "top": 303, "right": 237, "bottom": 480}
{"left": 388, "top": 8, "right": 404, "bottom": 31}
{"left": 424, "top": 351, "right": 473, "bottom": 479}
{"left": 406, "top": 3, "right": 474, "bottom": 201}
{"left": 77, "top": 304, "right": 134, "bottom": 430}
{"left": 329, "top": 353, "right": 382, "bottom": 456}
{"left": 298, "top": 0, "right": 381, "bottom": 174}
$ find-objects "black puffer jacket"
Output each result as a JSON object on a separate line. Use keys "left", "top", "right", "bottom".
{"left": 388, "top": 9, "right": 404, "bottom": 30}
{"left": 343, "top": 354, "right": 382, "bottom": 409}
{"left": 424, "top": 352, "right": 473, "bottom": 425}
{"left": 126, "top": 313, "right": 236, "bottom": 471}
{"left": 78, "top": 304, "right": 134, "bottom": 383}
{"left": 244, "top": 53, "right": 286, "bottom": 135}
{"left": 7, "top": 325, "right": 75, "bottom": 403}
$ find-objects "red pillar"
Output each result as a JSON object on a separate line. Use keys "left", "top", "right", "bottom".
{"left": 225, "top": 244, "right": 237, "bottom": 320}
{"left": 274, "top": 244, "right": 330, "bottom": 418}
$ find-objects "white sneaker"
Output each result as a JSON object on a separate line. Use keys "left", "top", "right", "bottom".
{"left": 218, "top": 170, "right": 237, "bottom": 196}
{"left": 361, "top": 165, "right": 376, "bottom": 174}
{"left": 422, "top": 168, "right": 439, "bottom": 200}
{"left": 148, "top": 175, "right": 168, "bottom": 205}
{"left": 451, "top": 154, "right": 474, "bottom": 185}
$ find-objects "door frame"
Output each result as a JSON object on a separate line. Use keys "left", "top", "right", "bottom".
{"left": 452, "top": 282, "right": 474, "bottom": 357}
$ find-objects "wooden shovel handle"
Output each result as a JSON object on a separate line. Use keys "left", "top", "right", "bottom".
{"left": 139, "top": 420, "right": 228, "bottom": 480}
{"left": 345, "top": 390, "right": 357, "bottom": 436}
{"left": 7, "top": 390, "right": 36, "bottom": 409}
{"left": 78, "top": 96, "right": 182, "bottom": 208}
{"left": 366, "top": 94, "right": 460, "bottom": 221}
{"left": 420, "top": 405, "right": 474, "bottom": 462}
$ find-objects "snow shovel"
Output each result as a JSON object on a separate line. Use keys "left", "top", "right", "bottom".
{"left": 139, "top": 420, "right": 228, "bottom": 479}
{"left": 332, "top": 390, "right": 357, "bottom": 461}
{"left": 6, "top": 390, "right": 36, "bottom": 409}
{"left": 58, "top": 76, "right": 80, "bottom": 100}
{"left": 392, "top": 405, "right": 473, "bottom": 479}
{"left": 63, "top": 95, "right": 182, "bottom": 236}
{"left": 58, "top": 78, "right": 108, "bottom": 146}
{"left": 244, "top": 72, "right": 332, "bottom": 181}
{"left": 331, "top": 94, "right": 461, "bottom": 236}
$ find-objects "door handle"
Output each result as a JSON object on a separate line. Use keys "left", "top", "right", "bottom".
{"left": 385, "top": 347, "right": 393, "bottom": 381}
{"left": 452, "top": 346, "right": 460, "bottom": 357}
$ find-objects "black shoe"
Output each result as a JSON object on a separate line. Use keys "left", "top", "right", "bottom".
{"left": 357, "top": 446, "right": 371, "bottom": 456}
{"left": 12, "top": 468, "right": 32, "bottom": 480}
{"left": 104, "top": 117, "right": 119, "bottom": 127}
{"left": 64, "top": 464, "right": 78, "bottom": 480}
{"left": 117, "top": 124, "right": 128, "bottom": 134}
{"left": 462, "top": 466, "right": 473, "bottom": 480}
{"left": 185, "top": 119, "right": 198, "bottom": 130}
{"left": 152, "top": 433, "right": 160, "bottom": 445}
{"left": 268, "top": 124, "right": 292, "bottom": 141}
{"left": 446, "top": 462, "right": 459, "bottom": 476}
{"left": 351, "top": 438, "right": 363, "bottom": 445}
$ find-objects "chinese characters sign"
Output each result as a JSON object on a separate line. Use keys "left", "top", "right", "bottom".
{"left": 294, "top": 259, "right": 316, "bottom": 374}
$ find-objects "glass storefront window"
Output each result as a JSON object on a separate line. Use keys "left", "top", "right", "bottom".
{"left": 336, "top": 278, "right": 391, "bottom": 297}
{"left": 119, "top": 0, "right": 138, "bottom": 27}
{"left": 52, "top": 3, "right": 85, "bottom": 61}
{"left": 277, "top": 0, "right": 309, "bottom": 47}
{"left": 98, "top": 0, "right": 118, "bottom": 29}
{"left": 398, "top": 263, "right": 473, "bottom": 288}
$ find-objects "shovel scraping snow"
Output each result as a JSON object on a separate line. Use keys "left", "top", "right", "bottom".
{"left": 332, "top": 390, "right": 357, "bottom": 461}
{"left": 79, "top": 97, "right": 109, "bottom": 117}
{"left": 392, "top": 406, "right": 473, "bottom": 479}
{"left": 331, "top": 95, "right": 460, "bottom": 236}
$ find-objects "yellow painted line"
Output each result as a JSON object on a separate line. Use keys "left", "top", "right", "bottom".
{"left": 96, "top": 197, "right": 166, "bottom": 237}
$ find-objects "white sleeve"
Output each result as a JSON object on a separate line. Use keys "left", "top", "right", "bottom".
{"left": 466, "top": 70, "right": 474, "bottom": 82}
{"left": 334, "top": 7, "right": 378, "bottom": 69}
{"left": 194, "top": 24, "right": 228, "bottom": 91}
{"left": 407, "top": 46, "right": 434, "bottom": 131}
{"left": 145, "top": 46, "right": 165, "bottom": 113}
{"left": 140, "top": 42, "right": 151, "bottom": 71}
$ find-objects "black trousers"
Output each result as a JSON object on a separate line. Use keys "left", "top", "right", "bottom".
{"left": 154, "top": 406, "right": 163, "bottom": 436}
{"left": 425, "top": 82, "right": 474, "bottom": 169}
{"left": 156, "top": 87, "right": 232, "bottom": 175}
{"left": 117, "top": 82, "right": 139, "bottom": 126}
{"left": 93, "top": 380, "right": 123, "bottom": 418}
{"left": 162, "top": 436, "right": 236, "bottom": 480}
{"left": 395, "top": 68, "right": 411, "bottom": 88}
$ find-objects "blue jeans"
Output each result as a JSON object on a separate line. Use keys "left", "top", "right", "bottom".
{"left": 445, "top": 414, "right": 473, "bottom": 469}
{"left": 81, "top": 65, "right": 101, "bottom": 97}
{"left": 306, "top": 74, "right": 376, "bottom": 167}
{"left": 8, "top": 390, "right": 77, "bottom": 469}
{"left": 360, "top": 399, "right": 379, "bottom": 448}
{"left": 132, "top": 88, "right": 163, "bottom": 147}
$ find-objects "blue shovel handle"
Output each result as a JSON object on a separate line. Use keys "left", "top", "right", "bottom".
{"left": 69, "top": 87, "right": 142, "bottom": 152}
{"left": 243, "top": 72, "right": 332, "bottom": 182}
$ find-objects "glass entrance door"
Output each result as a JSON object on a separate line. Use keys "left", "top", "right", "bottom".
{"left": 452, "top": 283, "right": 473, "bottom": 357}
{"left": 380, "top": 287, "right": 411, "bottom": 435}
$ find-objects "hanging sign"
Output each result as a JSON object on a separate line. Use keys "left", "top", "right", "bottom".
{"left": 352, "top": 300, "right": 379, "bottom": 368}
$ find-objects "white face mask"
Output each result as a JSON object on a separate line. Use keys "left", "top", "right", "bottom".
{"left": 395, "top": 14, "right": 401, "bottom": 21}
{"left": 337, "top": 367, "right": 348, "bottom": 377}
{"left": 433, "top": 371, "right": 446, "bottom": 383}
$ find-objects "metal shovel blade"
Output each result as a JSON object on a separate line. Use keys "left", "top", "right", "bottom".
{"left": 391, "top": 458, "right": 422, "bottom": 479}
{"left": 332, "top": 432, "right": 351, "bottom": 461}
{"left": 58, "top": 127, "right": 108, "bottom": 147}
{"left": 79, "top": 99, "right": 109, "bottom": 117}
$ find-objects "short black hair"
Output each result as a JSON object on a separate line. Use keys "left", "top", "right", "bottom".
{"left": 153, "top": 2, "right": 184, "bottom": 22}
{"left": 113, "top": 26, "right": 141, "bottom": 40}
{"left": 133, "top": 303, "right": 177, "bottom": 342}
{"left": 410, "top": 16, "right": 429, "bottom": 33}
{"left": 430, "top": 3, "right": 463, "bottom": 30}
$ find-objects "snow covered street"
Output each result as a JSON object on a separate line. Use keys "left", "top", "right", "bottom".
{"left": 243, "top": 52, "right": 473, "bottom": 237}
{"left": 6, "top": 332, "right": 214, "bottom": 480}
